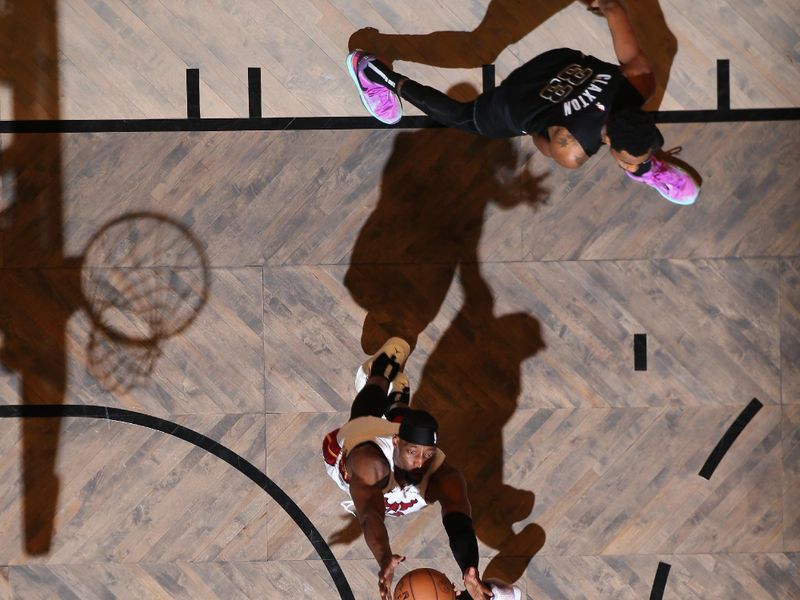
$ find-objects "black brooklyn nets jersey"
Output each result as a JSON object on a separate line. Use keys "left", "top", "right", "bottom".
{"left": 474, "top": 48, "right": 645, "bottom": 155}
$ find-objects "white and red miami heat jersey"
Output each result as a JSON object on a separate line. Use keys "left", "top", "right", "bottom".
{"left": 322, "top": 416, "right": 446, "bottom": 517}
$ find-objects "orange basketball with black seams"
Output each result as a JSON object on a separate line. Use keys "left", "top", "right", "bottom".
{"left": 393, "top": 568, "right": 456, "bottom": 600}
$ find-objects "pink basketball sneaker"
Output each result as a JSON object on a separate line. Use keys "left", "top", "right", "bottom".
{"left": 346, "top": 50, "right": 403, "bottom": 125}
{"left": 626, "top": 156, "right": 700, "bottom": 205}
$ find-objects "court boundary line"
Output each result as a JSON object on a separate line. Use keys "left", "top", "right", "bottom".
{"left": 0, "top": 105, "right": 798, "bottom": 135}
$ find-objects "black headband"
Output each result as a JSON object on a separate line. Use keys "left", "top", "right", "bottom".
{"left": 398, "top": 421, "right": 437, "bottom": 446}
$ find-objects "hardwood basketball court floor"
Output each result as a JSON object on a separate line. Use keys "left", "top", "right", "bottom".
{"left": 0, "top": 1, "right": 798, "bottom": 598}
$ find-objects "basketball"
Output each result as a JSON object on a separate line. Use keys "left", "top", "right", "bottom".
{"left": 393, "top": 568, "right": 456, "bottom": 600}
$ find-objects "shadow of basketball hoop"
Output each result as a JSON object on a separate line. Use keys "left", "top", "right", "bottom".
{"left": 79, "top": 212, "right": 210, "bottom": 392}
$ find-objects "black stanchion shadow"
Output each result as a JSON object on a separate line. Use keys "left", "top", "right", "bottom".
{"left": 349, "top": 0, "right": 676, "bottom": 108}
{"left": 0, "top": 0, "right": 66, "bottom": 555}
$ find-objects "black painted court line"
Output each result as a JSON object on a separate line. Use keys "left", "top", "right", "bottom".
{"left": 1, "top": 107, "right": 799, "bottom": 134}
{"left": 186, "top": 69, "right": 200, "bottom": 119}
{"left": 1, "top": 108, "right": 799, "bottom": 135}
{"left": 699, "top": 398, "right": 764, "bottom": 480}
{"left": 0, "top": 404, "right": 355, "bottom": 600}
{"left": 248, "top": 68, "right": 262, "bottom": 119}
{"left": 634, "top": 333, "right": 647, "bottom": 371}
{"left": 717, "top": 59, "right": 730, "bottom": 112}
{"left": 649, "top": 562, "right": 671, "bottom": 600}
{"left": 4, "top": 55, "right": 799, "bottom": 134}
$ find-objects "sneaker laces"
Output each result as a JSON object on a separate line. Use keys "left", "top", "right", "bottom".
{"left": 364, "top": 85, "right": 395, "bottom": 112}
{"left": 647, "top": 158, "right": 687, "bottom": 192}
{"left": 357, "top": 60, "right": 396, "bottom": 111}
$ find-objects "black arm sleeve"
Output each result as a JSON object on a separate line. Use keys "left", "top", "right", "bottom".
{"left": 442, "top": 511, "right": 479, "bottom": 575}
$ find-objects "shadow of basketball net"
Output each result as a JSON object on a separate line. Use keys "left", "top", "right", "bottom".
{"left": 80, "top": 213, "right": 209, "bottom": 392}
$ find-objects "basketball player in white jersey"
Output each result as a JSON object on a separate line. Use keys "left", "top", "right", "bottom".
{"left": 323, "top": 337, "right": 521, "bottom": 600}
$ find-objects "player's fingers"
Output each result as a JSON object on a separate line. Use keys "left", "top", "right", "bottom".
{"left": 380, "top": 581, "right": 391, "bottom": 600}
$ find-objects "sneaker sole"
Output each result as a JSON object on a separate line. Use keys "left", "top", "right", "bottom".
{"left": 486, "top": 581, "right": 522, "bottom": 600}
{"left": 661, "top": 185, "right": 700, "bottom": 206}
{"left": 346, "top": 50, "right": 403, "bottom": 125}
{"left": 627, "top": 171, "right": 701, "bottom": 206}
{"left": 354, "top": 337, "right": 411, "bottom": 392}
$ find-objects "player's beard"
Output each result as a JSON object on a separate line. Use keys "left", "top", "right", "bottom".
{"left": 398, "top": 466, "right": 426, "bottom": 484}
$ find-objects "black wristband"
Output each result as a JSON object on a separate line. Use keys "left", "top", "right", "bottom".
{"left": 442, "top": 511, "right": 479, "bottom": 575}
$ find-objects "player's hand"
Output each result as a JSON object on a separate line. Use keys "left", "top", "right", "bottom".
{"left": 378, "top": 554, "right": 405, "bottom": 600}
{"left": 459, "top": 567, "right": 493, "bottom": 600}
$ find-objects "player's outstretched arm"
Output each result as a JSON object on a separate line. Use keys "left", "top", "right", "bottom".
{"left": 428, "top": 464, "right": 493, "bottom": 600}
{"left": 595, "top": 0, "right": 655, "bottom": 100}
{"left": 348, "top": 445, "right": 404, "bottom": 600}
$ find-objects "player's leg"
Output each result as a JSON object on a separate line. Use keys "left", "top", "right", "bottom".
{"left": 398, "top": 78, "right": 479, "bottom": 134}
{"left": 385, "top": 372, "right": 411, "bottom": 422}
{"left": 350, "top": 337, "right": 411, "bottom": 420}
{"left": 348, "top": 50, "right": 479, "bottom": 133}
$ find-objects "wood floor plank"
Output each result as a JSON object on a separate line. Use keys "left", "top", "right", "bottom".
{"left": 525, "top": 553, "right": 800, "bottom": 600}
{"left": 0, "top": 268, "right": 264, "bottom": 416}
{"left": 664, "top": 0, "right": 800, "bottom": 108}
{"left": 8, "top": 127, "right": 795, "bottom": 272}
{"left": 521, "top": 121, "right": 800, "bottom": 261}
{"left": 783, "top": 259, "right": 800, "bottom": 405}
{"left": 0, "top": 567, "right": 8, "bottom": 600}
{"left": 8, "top": 559, "right": 506, "bottom": 600}
{"left": 0, "top": 415, "right": 267, "bottom": 565}
{"left": 265, "top": 405, "right": 782, "bottom": 573}
{"left": 259, "top": 258, "right": 782, "bottom": 412}
{"left": 518, "top": 407, "right": 783, "bottom": 555}
{"left": 8, "top": 561, "right": 347, "bottom": 600}
{"left": 262, "top": 267, "right": 367, "bottom": 413}
{"left": 785, "top": 405, "right": 800, "bottom": 551}
{"left": 491, "top": 259, "right": 779, "bottom": 408}
{"left": 2, "top": 0, "right": 795, "bottom": 118}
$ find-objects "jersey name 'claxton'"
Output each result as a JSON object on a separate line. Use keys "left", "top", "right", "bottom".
{"left": 561, "top": 73, "right": 612, "bottom": 116}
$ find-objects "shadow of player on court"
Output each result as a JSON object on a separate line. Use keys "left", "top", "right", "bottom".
{"left": 344, "top": 85, "right": 547, "bottom": 354}
{"left": 349, "top": 0, "right": 677, "bottom": 109}
{"left": 335, "top": 85, "right": 547, "bottom": 583}
{"left": 412, "top": 259, "right": 546, "bottom": 584}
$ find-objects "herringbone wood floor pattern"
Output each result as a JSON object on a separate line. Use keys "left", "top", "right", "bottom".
{"left": 4, "top": 0, "right": 797, "bottom": 119}
{"left": 1, "top": 0, "right": 799, "bottom": 598}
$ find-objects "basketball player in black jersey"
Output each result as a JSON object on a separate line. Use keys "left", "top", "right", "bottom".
{"left": 346, "top": 0, "right": 699, "bottom": 205}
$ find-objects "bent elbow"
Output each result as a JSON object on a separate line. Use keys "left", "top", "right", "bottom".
{"left": 554, "top": 155, "right": 582, "bottom": 170}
